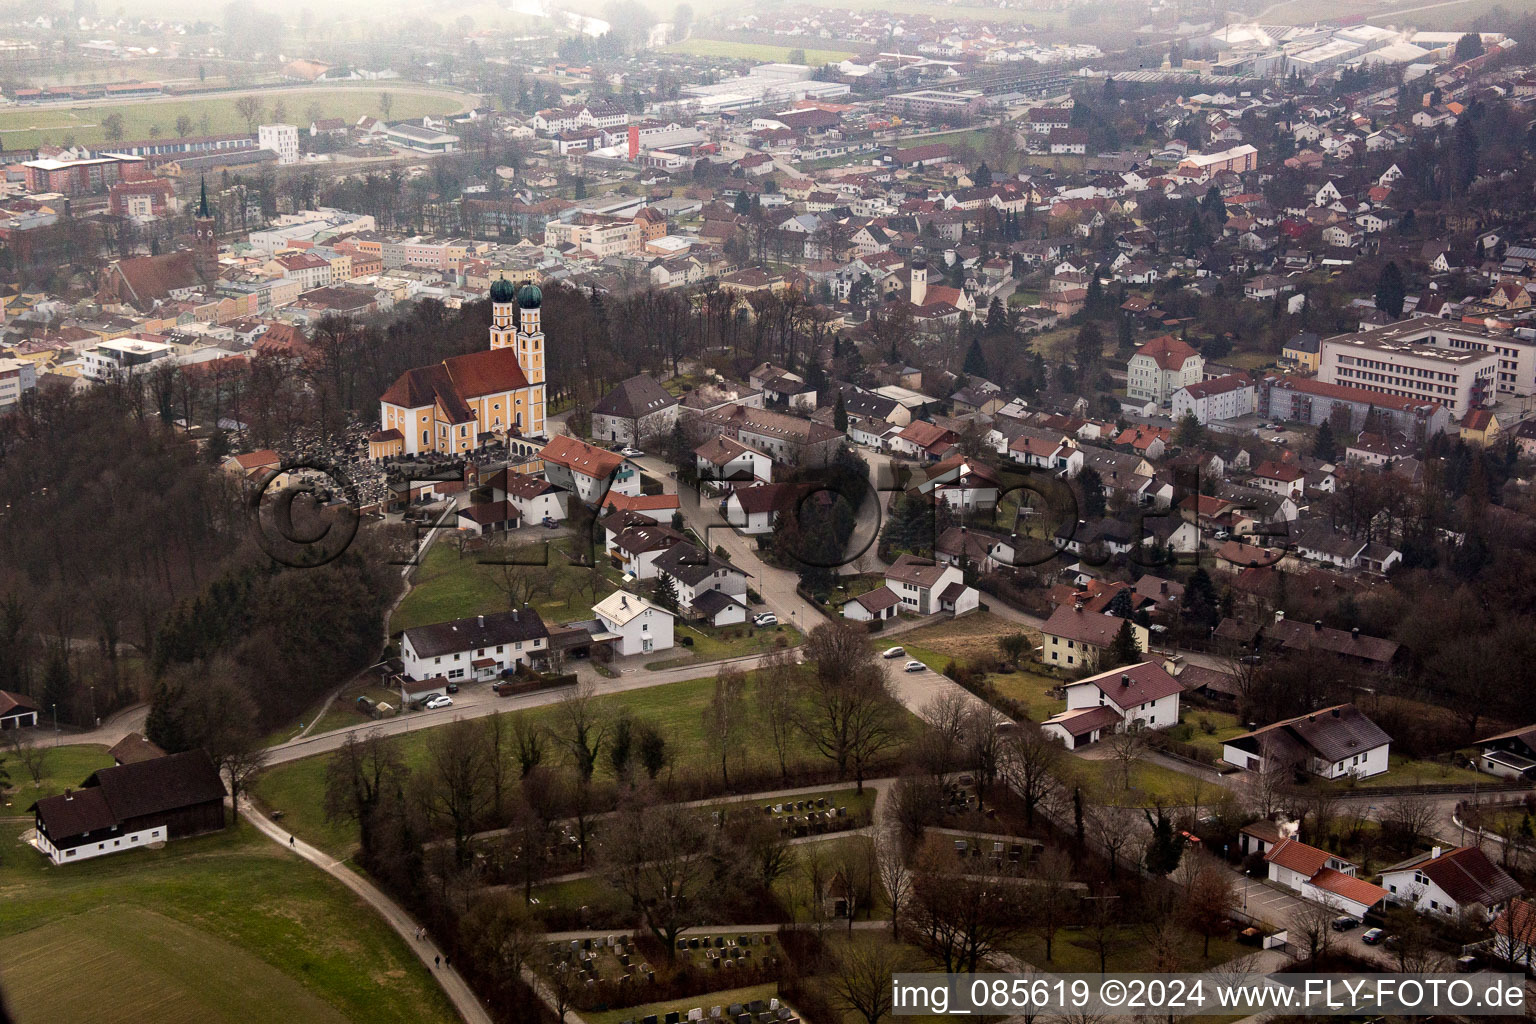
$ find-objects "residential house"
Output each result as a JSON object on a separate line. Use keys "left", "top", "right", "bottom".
{"left": 841, "top": 586, "right": 902, "bottom": 623}
{"left": 590, "top": 374, "right": 679, "bottom": 446}
{"left": 541, "top": 435, "right": 640, "bottom": 505}
{"left": 1172, "top": 374, "right": 1255, "bottom": 424}
{"left": 0, "top": 690, "right": 40, "bottom": 729}
{"left": 401, "top": 608, "right": 550, "bottom": 682}
{"left": 724, "top": 482, "right": 800, "bottom": 534}
{"left": 695, "top": 436, "right": 773, "bottom": 489}
{"left": 884, "top": 553, "right": 978, "bottom": 617}
{"left": 1221, "top": 704, "right": 1391, "bottom": 780}
{"left": 910, "top": 456, "right": 1002, "bottom": 512}
{"left": 1475, "top": 724, "right": 1536, "bottom": 780}
{"left": 1044, "top": 661, "right": 1182, "bottom": 748}
{"left": 1039, "top": 603, "right": 1147, "bottom": 670}
{"left": 603, "top": 511, "right": 686, "bottom": 579}
{"left": 653, "top": 542, "right": 749, "bottom": 625}
{"left": 29, "top": 750, "right": 227, "bottom": 865}
{"left": 1265, "top": 838, "right": 1388, "bottom": 919}
{"left": 935, "top": 526, "right": 1015, "bottom": 574}
{"left": 1379, "top": 846, "right": 1523, "bottom": 922}
{"left": 592, "top": 590, "right": 674, "bottom": 656}
{"left": 891, "top": 420, "right": 960, "bottom": 461}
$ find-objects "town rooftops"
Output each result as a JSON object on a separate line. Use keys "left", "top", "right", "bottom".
{"left": 402, "top": 608, "right": 549, "bottom": 659}
{"left": 1043, "top": 705, "right": 1123, "bottom": 738}
{"left": 1264, "top": 836, "right": 1335, "bottom": 877}
{"left": 1179, "top": 374, "right": 1250, "bottom": 400}
{"left": 1066, "top": 661, "right": 1182, "bottom": 707}
{"left": 695, "top": 435, "right": 768, "bottom": 466}
{"left": 654, "top": 541, "right": 743, "bottom": 587}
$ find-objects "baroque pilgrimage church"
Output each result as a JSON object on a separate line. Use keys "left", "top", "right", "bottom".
{"left": 369, "top": 280, "right": 547, "bottom": 458}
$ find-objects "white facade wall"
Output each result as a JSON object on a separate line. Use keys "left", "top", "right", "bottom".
{"left": 38, "top": 823, "right": 167, "bottom": 865}
{"left": 258, "top": 123, "right": 300, "bottom": 165}
{"left": 1172, "top": 382, "right": 1256, "bottom": 424}
{"left": 597, "top": 604, "right": 674, "bottom": 656}
{"left": 401, "top": 632, "right": 546, "bottom": 682}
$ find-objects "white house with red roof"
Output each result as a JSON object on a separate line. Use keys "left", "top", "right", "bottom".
{"left": 1127, "top": 334, "right": 1205, "bottom": 406}
{"left": 1265, "top": 837, "right": 1388, "bottom": 919}
{"left": 1061, "top": 661, "right": 1181, "bottom": 732}
{"left": 541, "top": 435, "right": 639, "bottom": 505}
{"left": 883, "top": 553, "right": 977, "bottom": 617}
{"left": 1379, "top": 845, "right": 1523, "bottom": 922}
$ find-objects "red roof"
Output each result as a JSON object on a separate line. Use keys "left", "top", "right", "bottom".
{"left": 1136, "top": 334, "right": 1200, "bottom": 371}
{"left": 1265, "top": 837, "right": 1333, "bottom": 877}
{"left": 1272, "top": 375, "right": 1440, "bottom": 415}
{"left": 540, "top": 435, "right": 624, "bottom": 478}
{"left": 1069, "top": 661, "right": 1182, "bottom": 708}
{"left": 1310, "top": 867, "right": 1388, "bottom": 909}
{"left": 605, "top": 492, "right": 680, "bottom": 513}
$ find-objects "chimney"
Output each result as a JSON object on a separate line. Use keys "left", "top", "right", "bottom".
{"left": 621, "top": 596, "right": 628, "bottom": 608}
{"left": 1431, "top": 846, "right": 1442, "bottom": 859}
{"left": 63, "top": 788, "right": 73, "bottom": 801}
{"left": 1351, "top": 627, "right": 1360, "bottom": 640}
{"left": 1159, "top": 580, "right": 1169, "bottom": 595}
{"left": 1275, "top": 610, "right": 1285, "bottom": 624}
{"left": 1314, "top": 619, "right": 1323, "bottom": 632}
{"left": 1074, "top": 597, "right": 1084, "bottom": 612}
{"left": 1121, "top": 673, "right": 1131, "bottom": 687}
{"left": 477, "top": 615, "right": 485, "bottom": 628}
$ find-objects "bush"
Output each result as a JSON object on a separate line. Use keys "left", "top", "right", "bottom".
{"left": 747, "top": 587, "right": 762, "bottom": 603}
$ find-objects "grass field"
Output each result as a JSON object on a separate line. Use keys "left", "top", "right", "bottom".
{"left": 0, "top": 823, "right": 456, "bottom": 1024}
{"left": 645, "top": 620, "right": 803, "bottom": 669}
{"left": 0, "top": 743, "right": 114, "bottom": 811}
{"left": 1057, "top": 754, "right": 1211, "bottom": 808}
{"left": 390, "top": 539, "right": 626, "bottom": 636}
{"left": 0, "top": 86, "right": 460, "bottom": 151}
{"left": 254, "top": 672, "right": 920, "bottom": 856}
{"left": 663, "top": 38, "right": 857, "bottom": 65}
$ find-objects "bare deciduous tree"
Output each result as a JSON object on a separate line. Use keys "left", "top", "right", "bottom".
{"left": 828, "top": 937, "right": 907, "bottom": 1024}
{"left": 702, "top": 662, "right": 747, "bottom": 788}
{"left": 1006, "top": 722, "right": 1065, "bottom": 827}
{"left": 416, "top": 717, "right": 495, "bottom": 865}
{"left": 754, "top": 648, "right": 799, "bottom": 781}
{"left": 555, "top": 681, "right": 607, "bottom": 780}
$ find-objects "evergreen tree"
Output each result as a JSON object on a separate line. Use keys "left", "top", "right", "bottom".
{"left": 1174, "top": 410, "right": 1204, "bottom": 449}
{"left": 1107, "top": 618, "right": 1141, "bottom": 668}
{"left": 1374, "top": 261, "right": 1406, "bottom": 318}
{"left": 1085, "top": 272, "right": 1104, "bottom": 314}
{"left": 1454, "top": 32, "right": 1482, "bottom": 61}
{"left": 653, "top": 573, "right": 678, "bottom": 613}
{"left": 1143, "top": 805, "right": 1183, "bottom": 876}
{"left": 1074, "top": 321, "right": 1104, "bottom": 373}
{"left": 1181, "top": 567, "right": 1219, "bottom": 628}
{"left": 733, "top": 191, "right": 751, "bottom": 215}
{"left": 963, "top": 336, "right": 989, "bottom": 377}
{"left": 1313, "top": 419, "right": 1338, "bottom": 461}
{"left": 1077, "top": 466, "right": 1106, "bottom": 521}
{"left": 1106, "top": 588, "right": 1133, "bottom": 619}
{"left": 833, "top": 391, "right": 848, "bottom": 432}
{"left": 973, "top": 161, "right": 993, "bottom": 187}
{"left": 984, "top": 295, "right": 1008, "bottom": 334}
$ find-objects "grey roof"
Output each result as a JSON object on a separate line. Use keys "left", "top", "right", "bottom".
{"left": 654, "top": 542, "right": 744, "bottom": 587}
{"left": 1229, "top": 704, "right": 1391, "bottom": 764}
{"left": 403, "top": 608, "right": 548, "bottom": 657}
{"left": 592, "top": 374, "right": 678, "bottom": 419}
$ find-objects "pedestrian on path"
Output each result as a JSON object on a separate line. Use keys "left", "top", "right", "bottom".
{"left": 435, "top": 955, "right": 441, "bottom": 969}
{"left": 289, "top": 835, "right": 295, "bottom": 847}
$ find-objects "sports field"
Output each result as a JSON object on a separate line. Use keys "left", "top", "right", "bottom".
{"left": 663, "top": 38, "right": 858, "bottom": 65}
{"left": 0, "top": 86, "right": 465, "bottom": 151}
{"left": 0, "top": 824, "right": 457, "bottom": 1024}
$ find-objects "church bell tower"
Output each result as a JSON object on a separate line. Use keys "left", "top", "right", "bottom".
{"left": 193, "top": 176, "right": 218, "bottom": 292}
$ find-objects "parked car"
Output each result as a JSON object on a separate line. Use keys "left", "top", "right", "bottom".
{"left": 445, "top": 682, "right": 459, "bottom": 694}
{"left": 1330, "top": 916, "right": 1359, "bottom": 932}
{"left": 904, "top": 660, "right": 925, "bottom": 673}
{"left": 493, "top": 681, "right": 520, "bottom": 697}
{"left": 620, "top": 447, "right": 644, "bottom": 458}
{"left": 1362, "top": 928, "right": 1385, "bottom": 945}
{"left": 424, "top": 695, "right": 453, "bottom": 710}
{"left": 542, "top": 516, "right": 558, "bottom": 529}
{"left": 753, "top": 613, "right": 778, "bottom": 626}
{"left": 881, "top": 646, "right": 905, "bottom": 659}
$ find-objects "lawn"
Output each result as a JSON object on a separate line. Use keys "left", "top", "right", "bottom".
{"left": 987, "top": 669, "right": 1067, "bottom": 721}
{"left": 1359, "top": 753, "right": 1487, "bottom": 789}
{"left": 1168, "top": 709, "right": 1249, "bottom": 762}
{"left": 390, "top": 539, "right": 625, "bottom": 636}
{"left": 1013, "top": 925, "right": 1250, "bottom": 974}
{"left": 0, "top": 86, "right": 460, "bottom": 151}
{"left": 254, "top": 672, "right": 921, "bottom": 857}
{"left": 1057, "top": 755, "right": 1210, "bottom": 808}
{"left": 0, "top": 823, "right": 456, "bottom": 1024}
{"left": 896, "top": 612, "right": 1033, "bottom": 671}
{"left": 663, "top": 38, "right": 857, "bottom": 65}
{"left": 645, "top": 620, "right": 803, "bottom": 669}
{"left": 0, "top": 743, "right": 114, "bottom": 811}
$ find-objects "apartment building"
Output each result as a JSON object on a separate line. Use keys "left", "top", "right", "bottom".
{"left": 257, "top": 123, "right": 300, "bottom": 165}
{"left": 1319, "top": 327, "right": 1498, "bottom": 418}
{"left": 1356, "top": 320, "right": 1535, "bottom": 399}
{"left": 0, "top": 356, "right": 38, "bottom": 409}
{"left": 543, "top": 214, "right": 643, "bottom": 258}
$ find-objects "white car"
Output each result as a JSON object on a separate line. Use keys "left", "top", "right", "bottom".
{"left": 903, "top": 661, "right": 925, "bottom": 673}
{"left": 881, "top": 646, "right": 905, "bottom": 659}
{"left": 424, "top": 695, "right": 453, "bottom": 709}
{"left": 620, "top": 447, "right": 644, "bottom": 458}
{"left": 753, "top": 613, "right": 778, "bottom": 626}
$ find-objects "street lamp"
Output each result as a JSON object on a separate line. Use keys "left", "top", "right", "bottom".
{"left": 51, "top": 703, "right": 58, "bottom": 746}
